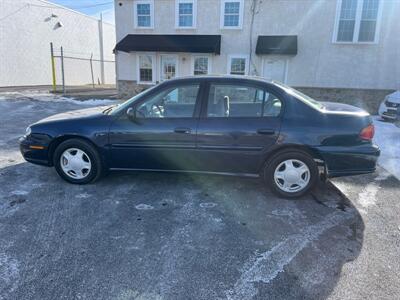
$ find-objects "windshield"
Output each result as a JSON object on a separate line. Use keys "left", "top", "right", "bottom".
{"left": 273, "top": 81, "right": 325, "bottom": 110}
{"left": 105, "top": 85, "right": 158, "bottom": 115}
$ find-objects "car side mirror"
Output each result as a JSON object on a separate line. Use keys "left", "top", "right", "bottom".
{"left": 126, "top": 107, "right": 136, "bottom": 120}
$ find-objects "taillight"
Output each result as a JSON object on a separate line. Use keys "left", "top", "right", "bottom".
{"left": 360, "top": 124, "right": 375, "bottom": 141}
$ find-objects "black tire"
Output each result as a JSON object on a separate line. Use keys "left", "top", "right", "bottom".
{"left": 53, "top": 138, "right": 103, "bottom": 184}
{"left": 263, "top": 150, "right": 319, "bottom": 198}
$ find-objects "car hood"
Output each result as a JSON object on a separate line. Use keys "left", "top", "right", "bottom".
{"left": 35, "top": 106, "right": 109, "bottom": 124}
{"left": 320, "top": 102, "right": 369, "bottom": 116}
{"left": 385, "top": 90, "right": 400, "bottom": 103}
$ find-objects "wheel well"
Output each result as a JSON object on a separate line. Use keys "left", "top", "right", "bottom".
{"left": 260, "top": 144, "right": 324, "bottom": 172}
{"left": 48, "top": 135, "right": 100, "bottom": 166}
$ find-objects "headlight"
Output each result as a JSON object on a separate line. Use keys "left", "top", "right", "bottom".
{"left": 25, "top": 126, "right": 32, "bottom": 136}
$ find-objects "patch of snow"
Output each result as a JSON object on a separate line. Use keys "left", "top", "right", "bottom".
{"left": 271, "top": 209, "right": 294, "bottom": 217}
{"left": 59, "top": 98, "right": 116, "bottom": 106}
{"left": 358, "top": 170, "right": 390, "bottom": 209}
{"left": 10, "top": 190, "right": 28, "bottom": 196}
{"left": 373, "top": 116, "right": 400, "bottom": 180}
{"left": 374, "top": 170, "right": 391, "bottom": 181}
{"left": 0, "top": 91, "right": 116, "bottom": 106}
{"left": 213, "top": 217, "right": 223, "bottom": 223}
{"left": 0, "top": 253, "right": 20, "bottom": 295}
{"left": 199, "top": 202, "right": 217, "bottom": 208}
{"left": 75, "top": 193, "right": 91, "bottom": 199}
{"left": 358, "top": 183, "right": 380, "bottom": 208}
{"left": 226, "top": 210, "right": 353, "bottom": 300}
{"left": 135, "top": 204, "right": 154, "bottom": 210}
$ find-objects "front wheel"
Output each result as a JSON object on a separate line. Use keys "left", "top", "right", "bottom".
{"left": 53, "top": 139, "right": 103, "bottom": 184}
{"left": 263, "top": 150, "right": 318, "bottom": 198}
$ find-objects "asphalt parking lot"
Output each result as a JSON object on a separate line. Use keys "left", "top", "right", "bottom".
{"left": 0, "top": 92, "right": 399, "bottom": 300}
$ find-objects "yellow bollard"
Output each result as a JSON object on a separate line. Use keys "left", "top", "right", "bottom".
{"left": 50, "top": 42, "right": 56, "bottom": 92}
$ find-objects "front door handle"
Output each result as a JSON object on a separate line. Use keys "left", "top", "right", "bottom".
{"left": 174, "top": 127, "right": 192, "bottom": 134}
{"left": 257, "top": 128, "right": 275, "bottom": 135}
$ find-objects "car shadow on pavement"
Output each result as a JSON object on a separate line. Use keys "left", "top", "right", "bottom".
{"left": 0, "top": 163, "right": 364, "bottom": 300}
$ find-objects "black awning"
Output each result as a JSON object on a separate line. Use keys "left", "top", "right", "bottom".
{"left": 115, "top": 34, "right": 221, "bottom": 55}
{"left": 256, "top": 35, "right": 297, "bottom": 55}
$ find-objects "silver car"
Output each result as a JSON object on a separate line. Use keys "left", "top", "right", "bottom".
{"left": 379, "top": 91, "right": 400, "bottom": 121}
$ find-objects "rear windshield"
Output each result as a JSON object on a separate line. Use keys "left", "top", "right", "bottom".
{"left": 273, "top": 82, "right": 325, "bottom": 110}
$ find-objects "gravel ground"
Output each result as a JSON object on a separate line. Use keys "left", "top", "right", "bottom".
{"left": 0, "top": 93, "right": 399, "bottom": 300}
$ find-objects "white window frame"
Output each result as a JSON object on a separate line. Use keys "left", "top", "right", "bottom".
{"left": 175, "top": 0, "right": 197, "bottom": 29}
{"left": 332, "top": 0, "right": 383, "bottom": 44}
{"left": 191, "top": 55, "right": 212, "bottom": 75}
{"left": 227, "top": 54, "right": 249, "bottom": 75}
{"left": 220, "top": 0, "right": 244, "bottom": 29}
{"left": 136, "top": 53, "right": 156, "bottom": 85}
{"left": 134, "top": 0, "right": 154, "bottom": 29}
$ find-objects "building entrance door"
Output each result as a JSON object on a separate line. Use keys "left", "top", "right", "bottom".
{"left": 160, "top": 55, "right": 178, "bottom": 81}
{"left": 262, "top": 58, "right": 287, "bottom": 83}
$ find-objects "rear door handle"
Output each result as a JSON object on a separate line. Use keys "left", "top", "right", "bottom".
{"left": 174, "top": 127, "right": 192, "bottom": 134}
{"left": 257, "top": 128, "right": 275, "bottom": 135}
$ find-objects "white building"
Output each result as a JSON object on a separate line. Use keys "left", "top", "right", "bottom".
{"left": 114, "top": 0, "right": 400, "bottom": 113}
{"left": 0, "top": 0, "right": 116, "bottom": 87}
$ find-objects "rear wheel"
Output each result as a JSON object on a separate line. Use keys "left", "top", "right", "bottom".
{"left": 53, "top": 139, "right": 103, "bottom": 184}
{"left": 264, "top": 150, "right": 318, "bottom": 198}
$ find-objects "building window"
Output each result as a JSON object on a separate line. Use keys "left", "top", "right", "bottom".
{"left": 359, "top": 0, "right": 380, "bottom": 41}
{"left": 176, "top": 0, "right": 197, "bottom": 28}
{"left": 228, "top": 55, "right": 248, "bottom": 75}
{"left": 137, "top": 54, "right": 155, "bottom": 84}
{"left": 193, "top": 56, "right": 210, "bottom": 75}
{"left": 334, "top": 0, "right": 381, "bottom": 43}
{"left": 134, "top": 0, "right": 154, "bottom": 28}
{"left": 220, "top": 0, "right": 244, "bottom": 29}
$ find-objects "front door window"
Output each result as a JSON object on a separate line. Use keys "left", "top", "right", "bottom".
{"left": 136, "top": 84, "right": 199, "bottom": 118}
{"left": 161, "top": 56, "right": 177, "bottom": 81}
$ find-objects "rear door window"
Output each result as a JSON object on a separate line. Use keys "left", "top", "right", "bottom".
{"left": 206, "top": 84, "right": 281, "bottom": 117}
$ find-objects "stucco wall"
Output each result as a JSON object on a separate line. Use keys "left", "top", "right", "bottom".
{"left": 114, "top": 0, "right": 400, "bottom": 90}
{"left": 0, "top": 0, "right": 116, "bottom": 87}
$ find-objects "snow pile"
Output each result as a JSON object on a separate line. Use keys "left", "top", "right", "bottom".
{"left": 373, "top": 116, "right": 400, "bottom": 180}
{"left": 0, "top": 91, "right": 116, "bottom": 106}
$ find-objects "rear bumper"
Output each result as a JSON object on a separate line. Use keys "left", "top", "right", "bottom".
{"left": 19, "top": 135, "right": 51, "bottom": 166}
{"left": 315, "top": 144, "right": 380, "bottom": 178}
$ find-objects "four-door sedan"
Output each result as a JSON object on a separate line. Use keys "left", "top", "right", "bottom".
{"left": 20, "top": 76, "right": 380, "bottom": 198}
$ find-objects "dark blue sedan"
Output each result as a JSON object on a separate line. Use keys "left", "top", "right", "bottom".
{"left": 20, "top": 76, "right": 379, "bottom": 198}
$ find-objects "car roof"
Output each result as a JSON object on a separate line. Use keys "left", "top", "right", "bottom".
{"left": 164, "top": 75, "right": 275, "bottom": 85}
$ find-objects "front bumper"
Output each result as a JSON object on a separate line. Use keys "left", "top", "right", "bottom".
{"left": 19, "top": 135, "right": 51, "bottom": 166}
{"left": 379, "top": 102, "right": 399, "bottom": 120}
{"left": 315, "top": 144, "right": 380, "bottom": 178}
